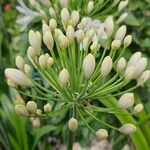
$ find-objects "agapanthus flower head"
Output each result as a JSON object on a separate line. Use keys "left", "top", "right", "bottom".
{"left": 5, "top": 12, "right": 150, "bottom": 142}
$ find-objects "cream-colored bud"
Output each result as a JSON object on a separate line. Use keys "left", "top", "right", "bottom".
{"left": 80, "top": 36, "right": 90, "bottom": 50}
{"left": 47, "top": 57, "right": 54, "bottom": 68}
{"left": 111, "top": 40, "right": 121, "bottom": 50}
{"left": 96, "top": 129, "right": 108, "bottom": 140}
{"left": 116, "top": 13, "right": 128, "bottom": 24}
{"left": 60, "top": 0, "right": 68, "bottom": 8}
{"left": 118, "top": 0, "right": 128, "bottom": 12}
{"left": 26, "top": 101, "right": 37, "bottom": 113}
{"left": 61, "top": 8, "right": 70, "bottom": 27}
{"left": 49, "top": 7, "right": 56, "bottom": 18}
{"left": 14, "top": 93, "right": 25, "bottom": 105}
{"left": 42, "top": 23, "right": 50, "bottom": 34}
{"left": 24, "top": 64, "right": 32, "bottom": 76}
{"left": 44, "top": 103, "right": 52, "bottom": 113}
{"left": 15, "top": 56, "right": 24, "bottom": 71}
{"left": 117, "top": 57, "right": 126, "bottom": 74}
{"left": 49, "top": 19, "right": 57, "bottom": 30}
{"left": 58, "top": 34, "right": 69, "bottom": 49}
{"left": 35, "top": 31, "right": 42, "bottom": 49}
{"left": 75, "top": 30, "right": 84, "bottom": 43}
{"left": 15, "top": 105, "right": 28, "bottom": 116}
{"left": 137, "top": 70, "right": 150, "bottom": 86}
{"left": 45, "top": 53, "right": 50, "bottom": 60}
{"left": 127, "top": 52, "right": 142, "bottom": 67}
{"left": 59, "top": 69, "right": 69, "bottom": 87}
{"left": 87, "top": 1, "right": 94, "bottom": 13}
{"left": 66, "top": 25, "right": 75, "bottom": 42}
{"left": 27, "top": 46, "right": 36, "bottom": 60}
{"left": 118, "top": 93, "right": 134, "bottom": 109}
{"left": 43, "top": 31, "right": 54, "bottom": 50}
{"left": 80, "top": 17, "right": 87, "bottom": 29}
{"left": 83, "top": 53, "right": 95, "bottom": 79}
{"left": 115, "top": 25, "right": 127, "bottom": 42}
{"left": 71, "top": 10, "right": 79, "bottom": 26}
{"left": 5, "top": 68, "right": 33, "bottom": 86}
{"left": 7, "top": 79, "right": 17, "bottom": 88}
{"left": 90, "top": 42, "right": 100, "bottom": 52}
{"left": 28, "top": 30, "right": 40, "bottom": 52}
{"left": 54, "top": 28, "right": 63, "bottom": 38}
{"left": 105, "top": 16, "right": 114, "bottom": 38}
{"left": 36, "top": 109, "right": 42, "bottom": 115}
{"left": 68, "top": 117, "right": 78, "bottom": 132}
{"left": 124, "top": 35, "right": 132, "bottom": 47}
{"left": 39, "top": 55, "right": 47, "bottom": 69}
{"left": 134, "top": 103, "right": 143, "bottom": 113}
{"left": 39, "top": 0, "right": 51, "bottom": 6}
{"left": 119, "top": 123, "right": 137, "bottom": 134}
{"left": 29, "top": 0, "right": 35, "bottom": 6}
{"left": 124, "top": 66, "right": 136, "bottom": 80}
{"left": 98, "top": 26, "right": 104, "bottom": 39}
{"left": 100, "top": 56, "right": 113, "bottom": 77}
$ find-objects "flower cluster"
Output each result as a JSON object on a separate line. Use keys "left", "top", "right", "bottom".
{"left": 5, "top": 10, "right": 150, "bottom": 141}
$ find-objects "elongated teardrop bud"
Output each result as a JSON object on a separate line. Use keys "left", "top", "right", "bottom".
{"left": 115, "top": 25, "right": 127, "bottom": 42}
{"left": 60, "top": 0, "right": 68, "bottom": 8}
{"left": 105, "top": 16, "right": 114, "bottom": 38}
{"left": 83, "top": 53, "right": 95, "bottom": 79}
{"left": 27, "top": 46, "right": 36, "bottom": 60}
{"left": 119, "top": 123, "right": 137, "bottom": 134}
{"left": 71, "top": 10, "right": 79, "bottom": 26}
{"left": 59, "top": 69, "right": 69, "bottom": 87}
{"left": 15, "top": 105, "right": 29, "bottom": 116}
{"left": 49, "top": 19, "right": 57, "bottom": 30}
{"left": 26, "top": 101, "right": 37, "bottom": 113}
{"left": 39, "top": 55, "right": 47, "bottom": 69}
{"left": 96, "top": 129, "right": 108, "bottom": 140}
{"left": 68, "top": 117, "right": 78, "bottom": 132}
{"left": 61, "top": 8, "right": 70, "bottom": 27}
{"left": 42, "top": 22, "right": 50, "bottom": 34}
{"left": 49, "top": 7, "right": 56, "bottom": 18}
{"left": 118, "top": 0, "right": 129, "bottom": 12}
{"left": 44, "top": 103, "right": 52, "bottom": 113}
{"left": 24, "top": 64, "right": 32, "bottom": 77}
{"left": 124, "top": 66, "right": 135, "bottom": 80}
{"left": 66, "top": 25, "right": 75, "bottom": 42}
{"left": 5, "top": 68, "right": 33, "bottom": 87}
{"left": 111, "top": 40, "right": 121, "bottom": 50}
{"left": 7, "top": 79, "right": 17, "bottom": 88}
{"left": 15, "top": 56, "right": 24, "bottom": 71}
{"left": 14, "top": 93, "right": 25, "bottom": 105}
{"left": 117, "top": 57, "right": 126, "bottom": 74}
{"left": 118, "top": 93, "right": 134, "bottom": 109}
{"left": 58, "top": 34, "right": 69, "bottom": 48}
{"left": 134, "top": 103, "right": 143, "bottom": 113}
{"left": 47, "top": 57, "right": 54, "bottom": 68}
{"left": 87, "top": 1, "right": 94, "bottom": 13}
{"left": 75, "top": 30, "right": 84, "bottom": 43}
{"left": 116, "top": 13, "right": 128, "bottom": 24}
{"left": 100, "top": 56, "right": 113, "bottom": 77}
{"left": 123, "top": 35, "right": 132, "bottom": 47}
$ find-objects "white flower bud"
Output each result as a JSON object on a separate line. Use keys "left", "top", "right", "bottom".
{"left": 115, "top": 25, "right": 127, "bottom": 42}
{"left": 80, "top": 36, "right": 90, "bottom": 50}
{"left": 44, "top": 103, "right": 52, "bottom": 113}
{"left": 124, "top": 66, "right": 136, "bottom": 80}
{"left": 105, "top": 16, "right": 114, "bottom": 38}
{"left": 137, "top": 70, "right": 150, "bottom": 86}
{"left": 24, "top": 64, "right": 32, "bottom": 76}
{"left": 15, "top": 105, "right": 28, "bottom": 116}
{"left": 49, "top": 19, "right": 57, "bottom": 30}
{"left": 96, "top": 129, "right": 108, "bottom": 140}
{"left": 87, "top": 1, "right": 94, "bottom": 13}
{"left": 127, "top": 52, "right": 142, "bottom": 67}
{"left": 68, "top": 117, "right": 78, "bottom": 132}
{"left": 61, "top": 8, "right": 70, "bottom": 27}
{"left": 58, "top": 34, "right": 69, "bottom": 49}
{"left": 43, "top": 31, "right": 54, "bottom": 50}
{"left": 54, "top": 28, "right": 63, "bottom": 38}
{"left": 36, "top": 109, "right": 42, "bottom": 115}
{"left": 118, "top": 0, "right": 129, "bottom": 12}
{"left": 80, "top": 17, "right": 87, "bottom": 29}
{"left": 15, "top": 56, "right": 24, "bottom": 71}
{"left": 134, "top": 103, "right": 143, "bottom": 113}
{"left": 60, "top": 0, "right": 68, "bottom": 8}
{"left": 71, "top": 10, "right": 80, "bottom": 26}
{"left": 35, "top": 31, "right": 42, "bottom": 49}
{"left": 83, "top": 53, "right": 95, "bottom": 79}
{"left": 116, "top": 13, "right": 128, "bottom": 24}
{"left": 75, "top": 30, "right": 84, "bottom": 43}
{"left": 7, "top": 79, "right": 17, "bottom": 88}
{"left": 117, "top": 57, "right": 126, "bottom": 74}
{"left": 28, "top": 30, "right": 40, "bottom": 53}
{"left": 49, "top": 7, "right": 56, "bottom": 19}
{"left": 26, "top": 101, "right": 37, "bottom": 113}
{"left": 39, "top": 55, "right": 47, "bottom": 69}
{"left": 27, "top": 46, "right": 36, "bottom": 60}
{"left": 59, "top": 69, "right": 69, "bottom": 87}
{"left": 118, "top": 93, "right": 134, "bottom": 109}
{"left": 123, "top": 35, "right": 132, "bottom": 47}
{"left": 14, "top": 93, "right": 25, "bottom": 105}
{"left": 42, "top": 23, "right": 50, "bottom": 34}
{"left": 100, "top": 56, "right": 113, "bottom": 77}
{"left": 111, "top": 40, "right": 121, "bottom": 50}
{"left": 66, "top": 25, "right": 75, "bottom": 42}
{"left": 119, "top": 123, "right": 137, "bottom": 134}
{"left": 98, "top": 26, "right": 104, "bottom": 39}
{"left": 45, "top": 53, "right": 50, "bottom": 60}
{"left": 90, "top": 42, "right": 100, "bottom": 52}
{"left": 5, "top": 68, "right": 33, "bottom": 86}
{"left": 47, "top": 57, "right": 54, "bottom": 68}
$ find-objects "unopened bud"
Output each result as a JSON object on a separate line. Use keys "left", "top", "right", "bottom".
{"left": 116, "top": 13, "right": 128, "bottom": 24}
{"left": 134, "top": 103, "right": 143, "bottom": 113}
{"left": 15, "top": 56, "right": 24, "bottom": 71}
{"left": 83, "top": 53, "right": 95, "bottom": 79}
{"left": 105, "top": 16, "right": 114, "bottom": 38}
{"left": 35, "top": 31, "right": 42, "bottom": 49}
{"left": 60, "top": 0, "right": 68, "bottom": 8}
{"left": 58, "top": 35, "right": 69, "bottom": 49}
{"left": 124, "top": 66, "right": 135, "bottom": 80}
{"left": 61, "top": 8, "right": 70, "bottom": 27}
{"left": 111, "top": 40, "right": 121, "bottom": 50}
{"left": 26, "top": 101, "right": 37, "bottom": 113}
{"left": 36, "top": 109, "right": 42, "bottom": 115}
{"left": 49, "top": 7, "right": 56, "bottom": 18}
{"left": 124, "top": 35, "right": 132, "bottom": 47}
{"left": 117, "top": 57, "right": 126, "bottom": 74}
{"left": 118, "top": 0, "right": 128, "bottom": 12}
{"left": 119, "top": 123, "right": 137, "bottom": 134}
{"left": 59, "top": 69, "right": 69, "bottom": 87}
{"left": 66, "top": 25, "right": 75, "bottom": 42}
{"left": 87, "top": 1, "right": 94, "bottom": 13}
{"left": 15, "top": 105, "right": 28, "bottom": 116}
{"left": 44, "top": 103, "right": 52, "bottom": 113}
{"left": 90, "top": 42, "right": 100, "bottom": 52}
{"left": 96, "top": 129, "right": 108, "bottom": 140}
{"left": 68, "top": 117, "right": 78, "bottom": 132}
{"left": 115, "top": 25, "right": 127, "bottom": 42}
{"left": 75, "top": 30, "right": 84, "bottom": 43}
{"left": 47, "top": 57, "right": 54, "bottom": 68}
{"left": 39, "top": 55, "right": 47, "bottom": 69}
{"left": 27, "top": 46, "right": 36, "bottom": 60}
{"left": 7, "top": 79, "right": 17, "bottom": 88}
{"left": 14, "top": 93, "right": 25, "bottom": 105}
{"left": 100, "top": 56, "right": 113, "bottom": 77}
{"left": 24, "top": 64, "right": 32, "bottom": 77}
{"left": 43, "top": 31, "right": 54, "bottom": 50}
{"left": 42, "top": 23, "right": 50, "bottom": 34}
{"left": 5, "top": 68, "right": 33, "bottom": 86}
{"left": 118, "top": 93, "right": 134, "bottom": 109}
{"left": 49, "top": 19, "right": 57, "bottom": 30}
{"left": 71, "top": 10, "right": 80, "bottom": 26}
